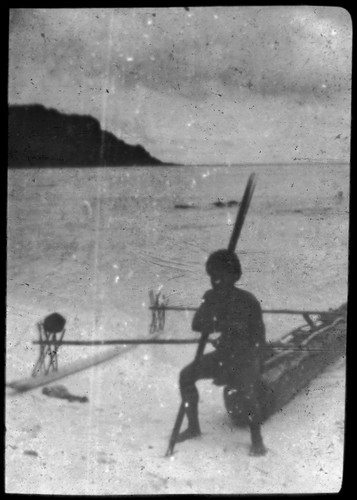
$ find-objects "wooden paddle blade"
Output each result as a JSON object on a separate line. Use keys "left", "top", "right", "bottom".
{"left": 228, "top": 173, "right": 256, "bottom": 253}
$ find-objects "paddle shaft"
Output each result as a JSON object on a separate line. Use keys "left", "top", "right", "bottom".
{"left": 165, "top": 330, "right": 209, "bottom": 456}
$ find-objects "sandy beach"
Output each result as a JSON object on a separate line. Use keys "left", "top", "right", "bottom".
{"left": 6, "top": 164, "right": 348, "bottom": 494}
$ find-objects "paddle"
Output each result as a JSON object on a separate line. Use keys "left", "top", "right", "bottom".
{"left": 165, "top": 173, "right": 257, "bottom": 457}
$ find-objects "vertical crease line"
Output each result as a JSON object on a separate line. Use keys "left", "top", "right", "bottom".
{"left": 87, "top": 11, "right": 115, "bottom": 479}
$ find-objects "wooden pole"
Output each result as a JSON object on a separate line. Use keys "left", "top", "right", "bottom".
{"left": 149, "top": 306, "right": 341, "bottom": 316}
{"left": 33, "top": 338, "right": 205, "bottom": 346}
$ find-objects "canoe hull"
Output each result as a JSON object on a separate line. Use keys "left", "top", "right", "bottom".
{"left": 224, "top": 304, "right": 346, "bottom": 426}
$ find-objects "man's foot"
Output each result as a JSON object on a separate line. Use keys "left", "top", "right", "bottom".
{"left": 249, "top": 442, "right": 267, "bottom": 456}
{"left": 176, "top": 428, "right": 201, "bottom": 443}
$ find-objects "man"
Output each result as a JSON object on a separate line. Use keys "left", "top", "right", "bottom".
{"left": 177, "top": 249, "right": 267, "bottom": 456}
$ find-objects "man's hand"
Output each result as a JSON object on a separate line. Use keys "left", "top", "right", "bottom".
{"left": 211, "top": 335, "right": 221, "bottom": 349}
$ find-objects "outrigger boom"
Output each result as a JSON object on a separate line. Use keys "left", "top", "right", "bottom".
{"left": 32, "top": 338, "right": 344, "bottom": 351}
{"left": 148, "top": 293, "right": 343, "bottom": 335}
{"left": 33, "top": 338, "right": 204, "bottom": 346}
{"left": 149, "top": 305, "right": 340, "bottom": 315}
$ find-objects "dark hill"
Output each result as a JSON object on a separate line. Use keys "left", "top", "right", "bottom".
{"left": 8, "top": 104, "right": 165, "bottom": 167}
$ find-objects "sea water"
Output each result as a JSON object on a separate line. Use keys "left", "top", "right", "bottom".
{"left": 7, "top": 162, "right": 349, "bottom": 345}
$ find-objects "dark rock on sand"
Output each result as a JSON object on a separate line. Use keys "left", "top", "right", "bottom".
{"left": 212, "top": 199, "right": 239, "bottom": 208}
{"left": 174, "top": 203, "right": 197, "bottom": 209}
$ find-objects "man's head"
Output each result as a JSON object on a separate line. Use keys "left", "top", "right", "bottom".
{"left": 206, "top": 249, "right": 242, "bottom": 288}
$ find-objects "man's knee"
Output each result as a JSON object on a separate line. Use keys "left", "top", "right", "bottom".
{"left": 179, "top": 363, "right": 196, "bottom": 390}
{"left": 246, "top": 391, "right": 263, "bottom": 425}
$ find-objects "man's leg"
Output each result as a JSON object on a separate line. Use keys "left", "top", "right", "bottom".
{"left": 177, "top": 351, "right": 221, "bottom": 443}
{"left": 232, "top": 360, "right": 267, "bottom": 456}
{"left": 249, "top": 422, "right": 267, "bottom": 456}
{"left": 246, "top": 377, "right": 267, "bottom": 456}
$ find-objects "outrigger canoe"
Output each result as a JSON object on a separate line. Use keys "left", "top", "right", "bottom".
{"left": 223, "top": 302, "right": 347, "bottom": 426}
{"left": 148, "top": 293, "right": 347, "bottom": 428}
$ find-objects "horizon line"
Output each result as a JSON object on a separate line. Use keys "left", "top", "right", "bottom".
{"left": 160, "top": 160, "right": 350, "bottom": 167}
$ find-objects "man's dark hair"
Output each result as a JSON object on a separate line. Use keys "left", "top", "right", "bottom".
{"left": 205, "top": 249, "right": 242, "bottom": 281}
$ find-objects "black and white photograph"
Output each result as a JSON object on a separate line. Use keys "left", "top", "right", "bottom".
{"left": 7, "top": 6, "right": 350, "bottom": 494}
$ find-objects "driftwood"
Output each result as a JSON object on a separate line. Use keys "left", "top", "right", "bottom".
{"left": 42, "top": 385, "right": 88, "bottom": 403}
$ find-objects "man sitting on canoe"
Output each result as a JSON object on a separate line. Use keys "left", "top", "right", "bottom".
{"left": 177, "top": 249, "right": 267, "bottom": 456}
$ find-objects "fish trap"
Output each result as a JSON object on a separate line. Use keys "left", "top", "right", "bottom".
{"left": 149, "top": 290, "right": 168, "bottom": 334}
{"left": 32, "top": 312, "right": 66, "bottom": 377}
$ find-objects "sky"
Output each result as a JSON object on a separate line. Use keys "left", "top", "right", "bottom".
{"left": 8, "top": 6, "right": 352, "bottom": 165}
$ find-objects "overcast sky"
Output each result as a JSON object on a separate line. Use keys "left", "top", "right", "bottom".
{"left": 9, "top": 7, "right": 352, "bottom": 165}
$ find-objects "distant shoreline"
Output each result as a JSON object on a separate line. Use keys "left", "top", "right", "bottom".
{"left": 8, "top": 104, "right": 169, "bottom": 168}
{"left": 164, "top": 160, "right": 350, "bottom": 167}
{"left": 8, "top": 104, "right": 349, "bottom": 169}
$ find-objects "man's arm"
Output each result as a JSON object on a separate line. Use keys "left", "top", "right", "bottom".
{"left": 253, "top": 309, "right": 266, "bottom": 347}
{"left": 250, "top": 299, "right": 267, "bottom": 365}
{"left": 192, "top": 292, "right": 217, "bottom": 333}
